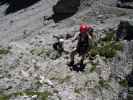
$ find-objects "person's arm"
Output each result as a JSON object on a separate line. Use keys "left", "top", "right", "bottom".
{"left": 72, "top": 32, "right": 79, "bottom": 42}
{"left": 91, "top": 32, "right": 96, "bottom": 40}
{"left": 87, "top": 31, "right": 95, "bottom": 40}
{"left": 89, "top": 28, "right": 96, "bottom": 39}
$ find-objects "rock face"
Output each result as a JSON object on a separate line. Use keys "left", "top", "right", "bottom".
{"left": 53, "top": 0, "right": 80, "bottom": 14}
{"left": 117, "top": 0, "right": 133, "bottom": 9}
{"left": 0, "top": 0, "right": 41, "bottom": 14}
{"left": 127, "top": 70, "right": 133, "bottom": 87}
{"left": 0, "top": 0, "right": 132, "bottom": 100}
{"left": 116, "top": 20, "right": 133, "bottom": 41}
{"left": 46, "top": 0, "right": 81, "bottom": 22}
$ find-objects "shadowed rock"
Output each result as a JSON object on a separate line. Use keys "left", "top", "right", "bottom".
{"left": 126, "top": 70, "right": 133, "bottom": 87}
{"left": 45, "top": 0, "right": 80, "bottom": 23}
{"left": 117, "top": 0, "right": 133, "bottom": 9}
{"left": 0, "top": 0, "right": 41, "bottom": 14}
{"left": 69, "top": 63, "right": 86, "bottom": 72}
{"left": 116, "top": 20, "right": 133, "bottom": 41}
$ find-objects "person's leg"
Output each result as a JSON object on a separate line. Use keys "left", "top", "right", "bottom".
{"left": 68, "top": 50, "right": 77, "bottom": 66}
{"left": 80, "top": 54, "right": 85, "bottom": 65}
{"left": 79, "top": 54, "right": 86, "bottom": 71}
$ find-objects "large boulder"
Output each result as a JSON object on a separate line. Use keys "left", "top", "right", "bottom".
{"left": 116, "top": 20, "right": 133, "bottom": 41}
{"left": 53, "top": 0, "right": 80, "bottom": 14}
{"left": 117, "top": 0, "right": 133, "bottom": 9}
{"left": 49, "top": 0, "right": 80, "bottom": 22}
{"left": 126, "top": 70, "right": 133, "bottom": 87}
{"left": 5, "top": 0, "right": 41, "bottom": 14}
{"left": 118, "top": 0, "right": 133, "bottom": 3}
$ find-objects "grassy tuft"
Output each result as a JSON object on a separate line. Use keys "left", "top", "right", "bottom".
{"left": 100, "top": 32, "right": 115, "bottom": 42}
{"left": 50, "top": 75, "right": 71, "bottom": 84}
{"left": 119, "top": 79, "right": 128, "bottom": 87}
{"left": 90, "top": 64, "right": 97, "bottom": 73}
{"left": 0, "top": 91, "right": 52, "bottom": 100}
{"left": 30, "top": 48, "right": 51, "bottom": 58}
{"left": 74, "top": 88, "right": 81, "bottom": 94}
{"left": 14, "top": 91, "right": 52, "bottom": 100}
{"left": 0, "top": 48, "right": 10, "bottom": 55}
{"left": 90, "top": 48, "right": 99, "bottom": 57}
{"left": 0, "top": 95, "right": 10, "bottom": 100}
{"left": 98, "top": 79, "right": 110, "bottom": 89}
{"left": 98, "top": 42, "right": 116, "bottom": 58}
{"left": 90, "top": 32, "right": 123, "bottom": 59}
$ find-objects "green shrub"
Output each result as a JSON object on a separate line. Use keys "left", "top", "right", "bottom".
{"left": 112, "top": 42, "right": 123, "bottom": 50}
{"left": 74, "top": 88, "right": 81, "bottom": 94}
{"left": 0, "top": 95, "right": 10, "bottom": 100}
{"left": 55, "top": 75, "right": 71, "bottom": 84}
{"left": 119, "top": 79, "right": 128, "bottom": 87}
{"left": 14, "top": 91, "right": 52, "bottom": 100}
{"left": 98, "top": 43, "right": 116, "bottom": 58}
{"left": 90, "top": 48, "right": 98, "bottom": 57}
{"left": 98, "top": 79, "right": 110, "bottom": 89}
{"left": 92, "top": 32, "right": 123, "bottom": 58}
{"left": 25, "top": 91, "right": 52, "bottom": 100}
{"left": 0, "top": 91, "right": 52, "bottom": 100}
{"left": 0, "top": 48, "right": 10, "bottom": 55}
{"left": 50, "top": 75, "right": 71, "bottom": 84}
{"left": 30, "top": 48, "right": 51, "bottom": 58}
{"left": 100, "top": 32, "right": 115, "bottom": 42}
{"left": 90, "top": 64, "right": 97, "bottom": 72}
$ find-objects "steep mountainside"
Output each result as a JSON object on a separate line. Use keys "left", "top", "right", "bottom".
{"left": 0, "top": 0, "right": 132, "bottom": 100}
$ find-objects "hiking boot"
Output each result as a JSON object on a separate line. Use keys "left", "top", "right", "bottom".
{"left": 67, "top": 61, "right": 74, "bottom": 66}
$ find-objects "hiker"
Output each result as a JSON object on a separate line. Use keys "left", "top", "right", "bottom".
{"left": 68, "top": 24, "right": 96, "bottom": 66}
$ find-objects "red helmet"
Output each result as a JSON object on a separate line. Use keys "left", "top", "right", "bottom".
{"left": 80, "top": 24, "right": 92, "bottom": 33}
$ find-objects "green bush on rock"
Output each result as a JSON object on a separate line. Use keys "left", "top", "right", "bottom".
{"left": 30, "top": 48, "right": 52, "bottom": 59}
{"left": 0, "top": 91, "right": 52, "bottom": 100}
{"left": 119, "top": 79, "right": 128, "bottom": 87}
{"left": 0, "top": 95, "right": 10, "bottom": 100}
{"left": 0, "top": 48, "right": 10, "bottom": 55}
{"left": 98, "top": 79, "right": 110, "bottom": 89}
{"left": 89, "top": 32, "right": 123, "bottom": 58}
{"left": 90, "top": 64, "right": 97, "bottom": 72}
{"left": 100, "top": 32, "right": 115, "bottom": 42}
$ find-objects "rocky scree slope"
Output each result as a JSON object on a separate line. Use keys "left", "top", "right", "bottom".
{"left": 0, "top": 0, "right": 132, "bottom": 100}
